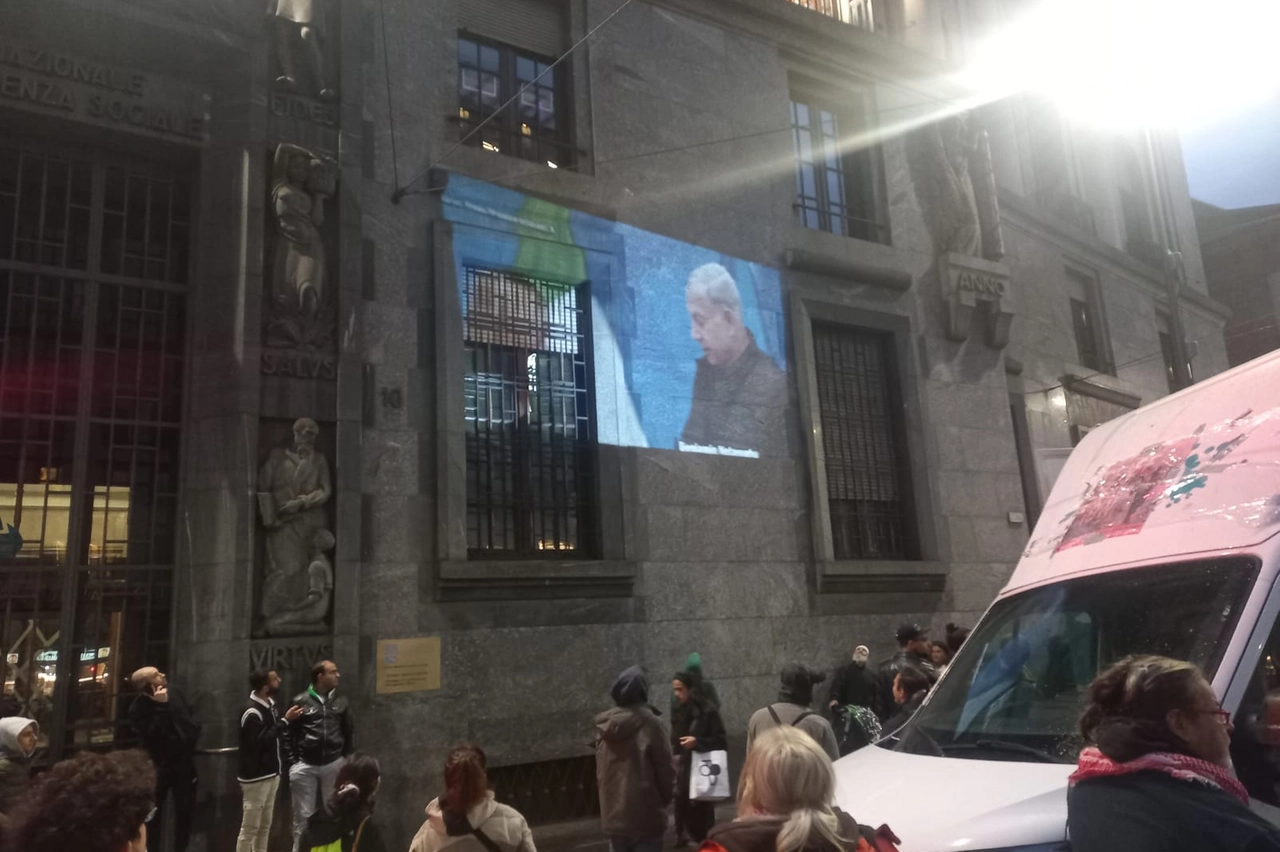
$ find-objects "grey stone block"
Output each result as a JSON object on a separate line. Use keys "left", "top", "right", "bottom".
{"left": 971, "top": 516, "right": 1029, "bottom": 563}
{"left": 946, "top": 563, "right": 1015, "bottom": 611}
{"left": 641, "top": 562, "right": 806, "bottom": 622}
{"left": 362, "top": 429, "right": 418, "bottom": 495}
{"left": 960, "top": 427, "right": 1021, "bottom": 474}
{"left": 360, "top": 562, "right": 420, "bottom": 636}
{"left": 364, "top": 301, "right": 419, "bottom": 367}
{"left": 641, "top": 617, "right": 780, "bottom": 683}
{"left": 945, "top": 515, "right": 981, "bottom": 562}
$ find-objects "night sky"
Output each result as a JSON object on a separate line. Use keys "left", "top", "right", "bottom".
{"left": 1181, "top": 93, "right": 1280, "bottom": 210}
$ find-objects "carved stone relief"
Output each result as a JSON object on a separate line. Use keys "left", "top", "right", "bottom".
{"left": 264, "top": 143, "right": 338, "bottom": 370}
{"left": 911, "top": 111, "right": 1006, "bottom": 263}
{"left": 256, "top": 417, "right": 333, "bottom": 637}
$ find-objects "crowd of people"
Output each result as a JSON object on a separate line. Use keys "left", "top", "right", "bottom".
{"left": 3, "top": 621, "right": 1280, "bottom": 852}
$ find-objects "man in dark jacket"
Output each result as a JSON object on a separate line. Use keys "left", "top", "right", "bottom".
{"left": 680, "top": 263, "right": 787, "bottom": 458}
{"left": 829, "top": 645, "right": 880, "bottom": 755}
{"left": 829, "top": 645, "right": 874, "bottom": 711}
{"left": 238, "top": 669, "right": 303, "bottom": 852}
{"left": 873, "top": 623, "right": 937, "bottom": 720}
{"left": 747, "top": 663, "right": 840, "bottom": 760}
{"left": 882, "top": 666, "right": 932, "bottom": 736}
{"left": 286, "top": 659, "right": 353, "bottom": 852}
{"left": 595, "top": 666, "right": 675, "bottom": 852}
{"left": 129, "top": 666, "right": 202, "bottom": 852}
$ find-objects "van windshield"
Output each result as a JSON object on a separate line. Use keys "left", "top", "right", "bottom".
{"left": 883, "top": 558, "right": 1259, "bottom": 764}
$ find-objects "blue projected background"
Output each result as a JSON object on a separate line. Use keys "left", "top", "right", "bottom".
{"left": 443, "top": 174, "right": 787, "bottom": 456}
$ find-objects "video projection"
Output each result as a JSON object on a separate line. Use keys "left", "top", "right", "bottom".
{"left": 444, "top": 174, "right": 787, "bottom": 458}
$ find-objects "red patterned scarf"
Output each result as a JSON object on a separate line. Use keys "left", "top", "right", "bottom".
{"left": 1070, "top": 746, "right": 1249, "bottom": 804}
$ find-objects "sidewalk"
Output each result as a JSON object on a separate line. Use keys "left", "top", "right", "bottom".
{"left": 533, "top": 804, "right": 737, "bottom": 852}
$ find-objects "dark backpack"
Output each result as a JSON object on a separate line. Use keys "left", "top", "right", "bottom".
{"left": 767, "top": 705, "right": 813, "bottom": 727}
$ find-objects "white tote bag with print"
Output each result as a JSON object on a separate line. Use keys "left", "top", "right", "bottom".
{"left": 690, "top": 749, "right": 731, "bottom": 801}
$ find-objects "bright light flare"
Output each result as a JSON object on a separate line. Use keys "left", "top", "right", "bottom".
{"left": 959, "top": 0, "right": 1280, "bottom": 130}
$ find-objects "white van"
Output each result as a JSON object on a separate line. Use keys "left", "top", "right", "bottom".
{"left": 833, "top": 350, "right": 1280, "bottom": 851}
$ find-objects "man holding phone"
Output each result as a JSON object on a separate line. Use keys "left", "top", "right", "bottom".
{"left": 129, "top": 666, "right": 202, "bottom": 852}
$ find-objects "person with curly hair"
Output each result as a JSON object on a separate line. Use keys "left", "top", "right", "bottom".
{"left": 3, "top": 748, "right": 155, "bottom": 852}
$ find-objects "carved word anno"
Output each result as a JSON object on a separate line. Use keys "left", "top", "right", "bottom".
{"left": 954, "top": 271, "right": 1007, "bottom": 296}
{"left": 262, "top": 350, "right": 337, "bottom": 380}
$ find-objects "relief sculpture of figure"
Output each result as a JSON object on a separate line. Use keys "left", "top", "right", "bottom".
{"left": 257, "top": 418, "right": 332, "bottom": 635}
{"left": 921, "top": 112, "right": 1006, "bottom": 262}
{"left": 268, "top": 144, "right": 336, "bottom": 349}
{"left": 270, "top": 0, "right": 335, "bottom": 100}
{"left": 264, "top": 528, "right": 334, "bottom": 635}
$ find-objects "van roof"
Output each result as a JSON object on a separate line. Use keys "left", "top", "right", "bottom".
{"left": 1007, "top": 350, "right": 1280, "bottom": 594}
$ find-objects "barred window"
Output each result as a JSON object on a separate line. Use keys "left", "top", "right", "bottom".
{"left": 790, "top": 92, "right": 889, "bottom": 244}
{"left": 812, "top": 322, "right": 915, "bottom": 560}
{"left": 0, "top": 140, "right": 188, "bottom": 753}
{"left": 463, "top": 268, "right": 595, "bottom": 557}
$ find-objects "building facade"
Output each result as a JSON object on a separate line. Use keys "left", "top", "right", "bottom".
{"left": 1194, "top": 200, "right": 1280, "bottom": 368}
{"left": 0, "top": 0, "right": 1228, "bottom": 848}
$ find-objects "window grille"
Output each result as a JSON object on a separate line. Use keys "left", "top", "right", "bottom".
{"left": 487, "top": 755, "right": 599, "bottom": 826}
{"left": 812, "top": 323, "right": 914, "bottom": 560}
{"left": 462, "top": 267, "right": 595, "bottom": 557}
{"left": 0, "top": 140, "right": 190, "bottom": 756}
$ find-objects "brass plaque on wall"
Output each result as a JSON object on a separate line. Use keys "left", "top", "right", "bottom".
{"left": 375, "top": 637, "right": 441, "bottom": 694}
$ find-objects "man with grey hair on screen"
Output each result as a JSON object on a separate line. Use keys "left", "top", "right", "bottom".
{"left": 681, "top": 263, "right": 787, "bottom": 456}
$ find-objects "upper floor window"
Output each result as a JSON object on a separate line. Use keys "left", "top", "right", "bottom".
{"left": 787, "top": 0, "right": 877, "bottom": 30}
{"left": 1116, "top": 140, "right": 1161, "bottom": 264}
{"left": 1066, "top": 269, "right": 1112, "bottom": 375}
{"left": 1157, "top": 311, "right": 1193, "bottom": 393}
{"left": 812, "top": 322, "right": 915, "bottom": 560}
{"left": 462, "top": 267, "right": 596, "bottom": 557}
{"left": 790, "top": 88, "right": 889, "bottom": 244}
{"left": 1024, "top": 98, "right": 1091, "bottom": 232}
{"left": 457, "top": 35, "right": 574, "bottom": 170}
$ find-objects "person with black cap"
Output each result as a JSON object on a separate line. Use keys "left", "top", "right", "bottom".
{"left": 746, "top": 663, "right": 840, "bottom": 761}
{"left": 595, "top": 666, "right": 675, "bottom": 852}
{"left": 671, "top": 669, "right": 726, "bottom": 846}
{"left": 873, "top": 623, "right": 937, "bottom": 721}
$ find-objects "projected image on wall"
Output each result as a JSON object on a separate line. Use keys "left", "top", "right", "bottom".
{"left": 443, "top": 174, "right": 787, "bottom": 458}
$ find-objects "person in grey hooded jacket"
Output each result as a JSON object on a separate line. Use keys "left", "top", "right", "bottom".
{"left": 746, "top": 663, "right": 840, "bottom": 761}
{"left": 0, "top": 716, "right": 39, "bottom": 825}
{"left": 595, "top": 666, "right": 675, "bottom": 852}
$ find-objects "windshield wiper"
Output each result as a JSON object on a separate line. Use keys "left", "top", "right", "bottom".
{"left": 940, "top": 739, "right": 1071, "bottom": 764}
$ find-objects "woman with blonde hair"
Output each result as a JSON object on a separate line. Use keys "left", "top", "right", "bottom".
{"left": 699, "top": 727, "right": 899, "bottom": 852}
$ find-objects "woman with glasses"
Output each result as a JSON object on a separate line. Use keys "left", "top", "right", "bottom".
{"left": 1069, "top": 654, "right": 1280, "bottom": 852}
{"left": 3, "top": 749, "right": 155, "bottom": 852}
